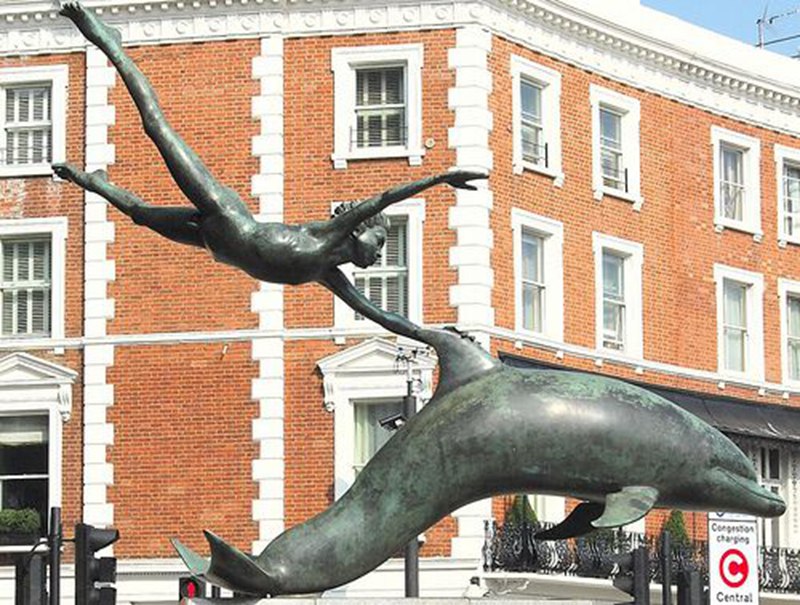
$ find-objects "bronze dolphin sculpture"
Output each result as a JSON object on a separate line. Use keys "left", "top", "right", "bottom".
{"left": 173, "top": 303, "right": 785, "bottom": 596}
{"left": 50, "top": 4, "right": 784, "bottom": 596}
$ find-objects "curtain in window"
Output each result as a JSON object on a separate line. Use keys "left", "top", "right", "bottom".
{"left": 784, "top": 164, "right": 800, "bottom": 236}
{"left": 723, "top": 280, "right": 747, "bottom": 372}
{"left": 0, "top": 239, "right": 52, "bottom": 336}
{"left": 788, "top": 296, "right": 800, "bottom": 380}
{"left": 521, "top": 229, "right": 544, "bottom": 332}
{"left": 4, "top": 85, "right": 52, "bottom": 166}
{"left": 355, "top": 67, "right": 406, "bottom": 148}
{"left": 353, "top": 400, "right": 403, "bottom": 473}
{"left": 721, "top": 145, "right": 744, "bottom": 221}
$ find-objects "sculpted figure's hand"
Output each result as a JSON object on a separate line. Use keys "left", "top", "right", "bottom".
{"left": 441, "top": 170, "right": 488, "bottom": 191}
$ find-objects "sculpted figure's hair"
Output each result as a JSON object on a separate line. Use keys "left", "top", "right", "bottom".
{"left": 333, "top": 201, "right": 391, "bottom": 235}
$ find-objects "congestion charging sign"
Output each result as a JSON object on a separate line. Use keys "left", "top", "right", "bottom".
{"left": 709, "top": 512, "right": 759, "bottom": 604}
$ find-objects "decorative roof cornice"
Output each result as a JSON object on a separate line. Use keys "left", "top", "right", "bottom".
{"left": 2, "top": 0, "right": 800, "bottom": 134}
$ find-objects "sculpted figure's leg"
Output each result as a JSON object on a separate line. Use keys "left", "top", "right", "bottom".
{"left": 53, "top": 163, "right": 203, "bottom": 248}
{"left": 59, "top": 2, "right": 248, "bottom": 218}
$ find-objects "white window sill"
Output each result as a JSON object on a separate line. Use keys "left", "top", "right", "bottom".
{"left": 0, "top": 164, "right": 54, "bottom": 178}
{"left": 594, "top": 186, "right": 643, "bottom": 210}
{"left": 713, "top": 219, "right": 763, "bottom": 242}
{"left": 514, "top": 161, "right": 565, "bottom": 187}
{"left": 332, "top": 146, "right": 425, "bottom": 170}
{"left": 778, "top": 235, "right": 800, "bottom": 248}
{"left": 596, "top": 347, "right": 645, "bottom": 364}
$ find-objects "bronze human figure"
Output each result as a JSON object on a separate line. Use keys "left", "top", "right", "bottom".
{"left": 53, "top": 2, "right": 485, "bottom": 298}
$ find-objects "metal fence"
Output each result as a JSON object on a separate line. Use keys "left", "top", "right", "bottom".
{"left": 483, "top": 520, "right": 800, "bottom": 594}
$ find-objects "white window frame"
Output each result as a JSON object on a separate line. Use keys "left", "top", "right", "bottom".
{"left": 590, "top": 85, "right": 642, "bottom": 208}
{"left": 778, "top": 278, "right": 800, "bottom": 388}
{"left": 331, "top": 44, "right": 424, "bottom": 169}
{"left": 0, "top": 65, "right": 68, "bottom": 178}
{"left": 775, "top": 144, "right": 800, "bottom": 246}
{"left": 0, "top": 218, "right": 67, "bottom": 345}
{"left": 318, "top": 339, "right": 434, "bottom": 499}
{"left": 333, "top": 198, "right": 424, "bottom": 330}
{"left": 712, "top": 127, "right": 762, "bottom": 240}
{"left": 510, "top": 55, "right": 563, "bottom": 186}
{"left": 0, "top": 352, "right": 75, "bottom": 553}
{"left": 592, "top": 233, "right": 644, "bottom": 359}
{"left": 511, "top": 209, "right": 563, "bottom": 342}
{"left": 714, "top": 264, "right": 764, "bottom": 382}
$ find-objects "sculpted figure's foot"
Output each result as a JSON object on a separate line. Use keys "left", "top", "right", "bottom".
{"left": 59, "top": 2, "right": 122, "bottom": 47}
{"left": 52, "top": 163, "right": 107, "bottom": 187}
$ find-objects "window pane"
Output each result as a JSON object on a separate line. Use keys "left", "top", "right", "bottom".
{"left": 522, "top": 283, "right": 543, "bottom": 332}
{"left": 600, "top": 108, "right": 621, "bottom": 149}
{"left": 521, "top": 231, "right": 542, "bottom": 283}
{"left": 784, "top": 164, "right": 800, "bottom": 236}
{"left": 352, "top": 218, "right": 409, "bottom": 320}
{"left": 721, "top": 145, "right": 745, "bottom": 221}
{"left": 0, "top": 238, "right": 52, "bottom": 336}
{"left": 600, "top": 108, "right": 624, "bottom": 189}
{"left": 354, "top": 67, "right": 406, "bottom": 149}
{"left": 602, "top": 253, "right": 624, "bottom": 299}
{"left": 521, "top": 80, "right": 542, "bottom": 123}
{"left": 0, "top": 415, "right": 48, "bottom": 475}
{"left": 724, "top": 281, "right": 746, "bottom": 328}
{"left": 354, "top": 399, "right": 403, "bottom": 470}
{"left": 724, "top": 329, "right": 746, "bottom": 372}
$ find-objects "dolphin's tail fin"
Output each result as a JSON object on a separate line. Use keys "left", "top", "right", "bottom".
{"left": 171, "top": 531, "right": 276, "bottom": 597}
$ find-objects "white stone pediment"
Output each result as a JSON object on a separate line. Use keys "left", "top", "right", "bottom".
{"left": 0, "top": 352, "right": 77, "bottom": 385}
{"left": 317, "top": 337, "right": 436, "bottom": 376}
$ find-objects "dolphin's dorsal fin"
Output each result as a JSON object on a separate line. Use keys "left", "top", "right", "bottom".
{"left": 592, "top": 486, "right": 659, "bottom": 529}
{"left": 534, "top": 502, "right": 604, "bottom": 540}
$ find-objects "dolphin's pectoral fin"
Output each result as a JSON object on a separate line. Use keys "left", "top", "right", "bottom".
{"left": 171, "top": 538, "right": 210, "bottom": 577}
{"left": 592, "top": 485, "right": 659, "bottom": 529}
{"left": 203, "top": 530, "right": 274, "bottom": 597}
{"left": 534, "top": 502, "right": 605, "bottom": 540}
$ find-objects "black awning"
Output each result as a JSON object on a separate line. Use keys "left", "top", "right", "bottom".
{"left": 500, "top": 353, "right": 800, "bottom": 444}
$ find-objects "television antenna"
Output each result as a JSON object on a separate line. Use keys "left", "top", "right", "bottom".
{"left": 757, "top": 3, "right": 800, "bottom": 51}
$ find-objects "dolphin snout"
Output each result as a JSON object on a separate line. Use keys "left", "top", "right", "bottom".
{"left": 758, "top": 487, "right": 787, "bottom": 518}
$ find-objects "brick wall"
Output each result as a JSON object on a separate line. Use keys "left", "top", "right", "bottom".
{"left": 107, "top": 40, "right": 260, "bottom": 335}
{"left": 107, "top": 342, "right": 258, "bottom": 557}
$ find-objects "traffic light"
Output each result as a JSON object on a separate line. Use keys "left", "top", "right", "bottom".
{"left": 75, "top": 522, "right": 119, "bottom": 605}
{"left": 179, "top": 576, "right": 206, "bottom": 600}
{"left": 612, "top": 545, "right": 650, "bottom": 605}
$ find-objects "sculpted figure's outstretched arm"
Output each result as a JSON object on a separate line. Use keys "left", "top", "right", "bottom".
{"left": 59, "top": 2, "right": 250, "bottom": 218}
{"left": 323, "top": 171, "right": 487, "bottom": 240}
{"left": 321, "top": 268, "right": 424, "bottom": 342}
{"left": 321, "top": 269, "right": 500, "bottom": 392}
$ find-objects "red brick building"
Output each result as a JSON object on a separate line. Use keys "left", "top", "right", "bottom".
{"left": 2, "top": 0, "right": 800, "bottom": 601}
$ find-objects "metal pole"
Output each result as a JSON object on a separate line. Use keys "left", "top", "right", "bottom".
{"left": 661, "top": 530, "right": 672, "bottom": 605}
{"left": 403, "top": 361, "right": 420, "bottom": 598}
{"left": 48, "top": 508, "right": 61, "bottom": 605}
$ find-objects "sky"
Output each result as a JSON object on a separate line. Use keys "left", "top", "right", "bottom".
{"left": 641, "top": 0, "right": 800, "bottom": 57}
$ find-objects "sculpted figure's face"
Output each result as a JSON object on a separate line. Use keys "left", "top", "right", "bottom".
{"left": 352, "top": 226, "right": 387, "bottom": 268}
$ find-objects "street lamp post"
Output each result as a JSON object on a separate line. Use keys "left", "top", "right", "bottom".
{"left": 395, "top": 346, "right": 423, "bottom": 597}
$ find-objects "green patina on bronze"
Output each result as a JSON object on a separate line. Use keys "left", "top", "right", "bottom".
{"left": 57, "top": 2, "right": 785, "bottom": 597}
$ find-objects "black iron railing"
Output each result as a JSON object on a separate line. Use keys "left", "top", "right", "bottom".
{"left": 483, "top": 520, "right": 800, "bottom": 595}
